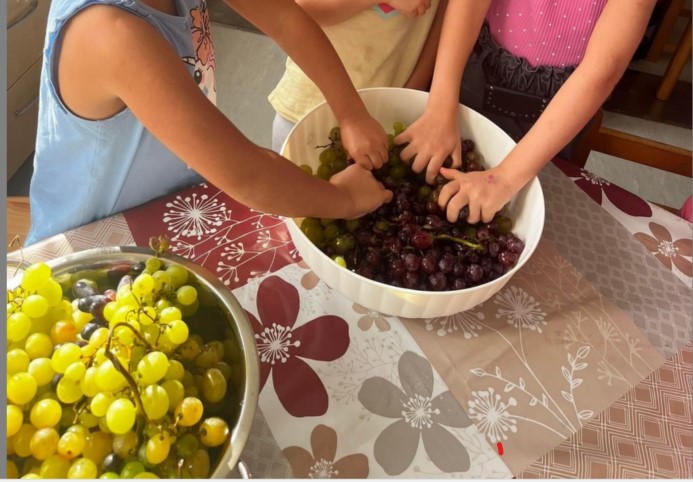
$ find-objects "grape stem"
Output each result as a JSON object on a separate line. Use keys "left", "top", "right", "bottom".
{"left": 435, "top": 234, "right": 484, "bottom": 251}
{"left": 105, "top": 326, "right": 152, "bottom": 424}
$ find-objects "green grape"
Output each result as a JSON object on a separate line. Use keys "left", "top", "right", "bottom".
{"left": 8, "top": 372, "right": 38, "bottom": 405}
{"left": 83, "top": 430, "right": 113, "bottom": 466}
{"left": 215, "top": 361, "right": 233, "bottom": 381}
{"left": 30, "top": 427, "right": 60, "bottom": 460}
{"left": 138, "top": 306, "right": 157, "bottom": 326}
{"left": 63, "top": 361, "right": 86, "bottom": 381}
{"left": 331, "top": 255, "right": 347, "bottom": 268}
{"left": 95, "top": 360, "right": 128, "bottom": 392}
{"left": 177, "top": 338, "right": 201, "bottom": 361}
{"left": 159, "top": 306, "right": 182, "bottom": 324}
{"left": 161, "top": 380, "right": 184, "bottom": 412}
{"left": 164, "top": 320, "right": 189, "bottom": 345}
{"left": 145, "top": 257, "right": 162, "bottom": 273}
{"left": 29, "top": 399, "right": 62, "bottom": 428}
{"left": 67, "top": 458, "right": 98, "bottom": 479}
{"left": 132, "top": 273, "right": 155, "bottom": 296}
{"left": 165, "top": 265, "right": 188, "bottom": 289}
{"left": 8, "top": 348, "right": 31, "bottom": 374}
{"left": 50, "top": 320, "right": 78, "bottom": 344}
{"left": 175, "top": 285, "right": 197, "bottom": 306}
{"left": 102, "top": 301, "right": 118, "bottom": 324}
{"left": 184, "top": 449, "right": 211, "bottom": 478}
{"left": 100, "top": 472, "right": 120, "bottom": 479}
{"left": 22, "top": 294, "right": 49, "bottom": 318}
{"left": 194, "top": 345, "right": 220, "bottom": 369}
{"left": 299, "top": 164, "right": 313, "bottom": 175}
{"left": 319, "top": 148, "right": 337, "bottom": 165}
{"left": 90, "top": 327, "right": 110, "bottom": 347}
{"left": 56, "top": 377, "right": 83, "bottom": 404}
{"left": 57, "top": 430, "right": 85, "bottom": 460}
{"left": 134, "top": 472, "right": 158, "bottom": 479}
{"left": 106, "top": 399, "right": 136, "bottom": 434}
{"left": 303, "top": 224, "right": 326, "bottom": 248}
{"left": 316, "top": 163, "right": 333, "bottom": 180}
{"left": 145, "top": 432, "right": 171, "bottom": 464}
{"left": 66, "top": 424, "right": 90, "bottom": 439}
{"left": 39, "top": 454, "right": 70, "bottom": 478}
{"left": 78, "top": 411, "right": 99, "bottom": 429}
{"left": 174, "top": 397, "right": 203, "bottom": 427}
{"left": 164, "top": 360, "right": 184, "bottom": 381}
{"left": 80, "top": 367, "right": 100, "bottom": 398}
{"left": 7, "top": 404, "right": 23, "bottom": 437}
{"left": 174, "top": 433, "right": 198, "bottom": 458}
{"left": 8, "top": 312, "right": 32, "bottom": 342}
{"left": 201, "top": 368, "right": 227, "bottom": 403}
{"left": 60, "top": 406, "right": 77, "bottom": 428}
{"left": 151, "top": 272, "right": 172, "bottom": 294}
{"left": 21, "top": 262, "right": 51, "bottom": 291}
{"left": 36, "top": 279, "right": 63, "bottom": 307}
{"left": 176, "top": 299, "right": 199, "bottom": 318}
{"left": 50, "top": 343, "right": 81, "bottom": 373}
{"left": 141, "top": 385, "right": 169, "bottom": 420}
{"left": 199, "top": 417, "right": 230, "bottom": 447}
{"left": 120, "top": 461, "right": 145, "bottom": 479}
{"left": 90, "top": 392, "right": 115, "bottom": 418}
{"left": 13, "top": 424, "right": 37, "bottom": 457}
{"left": 329, "top": 126, "right": 341, "bottom": 141}
{"left": 112, "top": 431, "right": 138, "bottom": 459}
{"left": 137, "top": 352, "right": 169, "bottom": 385}
{"left": 7, "top": 459, "right": 19, "bottom": 478}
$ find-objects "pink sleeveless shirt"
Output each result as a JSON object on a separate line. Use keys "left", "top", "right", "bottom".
{"left": 486, "top": 0, "right": 608, "bottom": 68}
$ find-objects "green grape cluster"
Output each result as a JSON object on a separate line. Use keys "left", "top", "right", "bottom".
{"left": 7, "top": 256, "right": 240, "bottom": 479}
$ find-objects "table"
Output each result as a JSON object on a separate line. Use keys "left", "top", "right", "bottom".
{"left": 9, "top": 160, "right": 691, "bottom": 478}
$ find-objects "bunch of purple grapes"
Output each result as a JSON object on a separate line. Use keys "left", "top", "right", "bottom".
{"left": 299, "top": 123, "right": 525, "bottom": 292}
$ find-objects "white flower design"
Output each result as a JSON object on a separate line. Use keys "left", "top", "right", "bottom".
{"left": 580, "top": 172, "right": 610, "bottom": 187}
{"left": 657, "top": 240, "right": 678, "bottom": 258}
{"left": 254, "top": 322, "right": 301, "bottom": 365}
{"left": 401, "top": 394, "right": 440, "bottom": 430}
{"left": 257, "top": 230, "right": 273, "bottom": 249}
{"left": 467, "top": 388, "right": 518, "bottom": 443}
{"left": 223, "top": 243, "right": 245, "bottom": 262}
{"left": 308, "top": 459, "right": 338, "bottom": 479}
{"left": 494, "top": 286, "right": 547, "bottom": 333}
{"left": 425, "top": 310, "right": 485, "bottom": 338}
{"left": 163, "top": 193, "right": 225, "bottom": 240}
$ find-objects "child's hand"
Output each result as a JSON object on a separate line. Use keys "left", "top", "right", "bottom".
{"left": 394, "top": 109, "right": 462, "bottom": 184}
{"left": 330, "top": 164, "right": 393, "bottom": 219}
{"left": 437, "top": 166, "right": 514, "bottom": 224}
{"left": 339, "top": 115, "right": 389, "bottom": 170}
{"left": 388, "top": 0, "right": 432, "bottom": 18}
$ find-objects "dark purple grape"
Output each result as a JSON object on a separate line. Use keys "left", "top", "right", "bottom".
{"left": 51, "top": 374, "right": 63, "bottom": 392}
{"left": 424, "top": 215, "right": 444, "bottom": 231}
{"left": 81, "top": 322, "right": 100, "bottom": 341}
{"left": 410, "top": 231, "right": 433, "bottom": 250}
{"left": 403, "top": 253, "right": 421, "bottom": 272}
{"left": 117, "top": 274, "right": 133, "bottom": 291}
{"left": 452, "top": 278, "right": 467, "bottom": 290}
{"left": 365, "top": 248, "right": 381, "bottom": 266}
{"left": 453, "top": 262, "right": 466, "bottom": 278}
{"left": 426, "top": 201, "right": 440, "bottom": 214}
{"left": 383, "top": 237, "right": 403, "bottom": 256}
{"left": 476, "top": 226, "right": 490, "bottom": 241}
{"left": 357, "top": 264, "right": 376, "bottom": 279}
{"left": 403, "top": 271, "right": 419, "bottom": 289}
{"left": 488, "top": 242, "right": 500, "bottom": 258}
{"left": 388, "top": 259, "right": 406, "bottom": 280}
{"left": 131, "top": 261, "right": 146, "bottom": 275}
{"left": 421, "top": 254, "right": 438, "bottom": 274}
{"left": 102, "top": 454, "right": 123, "bottom": 473}
{"left": 462, "top": 139, "right": 475, "bottom": 152}
{"left": 89, "top": 295, "right": 110, "bottom": 319}
{"left": 467, "top": 159, "right": 481, "bottom": 172}
{"left": 399, "top": 182, "right": 414, "bottom": 195}
{"left": 428, "top": 272, "right": 447, "bottom": 291}
{"left": 466, "top": 264, "right": 483, "bottom": 283}
{"left": 457, "top": 206, "right": 470, "bottom": 223}
{"left": 438, "top": 253, "right": 454, "bottom": 274}
{"left": 507, "top": 237, "right": 525, "bottom": 254}
{"left": 498, "top": 250, "right": 519, "bottom": 268}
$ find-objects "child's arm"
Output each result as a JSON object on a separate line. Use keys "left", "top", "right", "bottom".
{"left": 225, "top": 0, "right": 388, "bottom": 169}
{"left": 437, "top": 0, "right": 657, "bottom": 224}
{"left": 403, "top": 0, "right": 448, "bottom": 91}
{"left": 58, "top": 6, "right": 391, "bottom": 219}
{"left": 296, "top": 0, "right": 431, "bottom": 26}
{"left": 395, "top": 0, "right": 490, "bottom": 181}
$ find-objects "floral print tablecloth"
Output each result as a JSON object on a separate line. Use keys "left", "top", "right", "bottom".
{"left": 9, "top": 161, "right": 691, "bottom": 479}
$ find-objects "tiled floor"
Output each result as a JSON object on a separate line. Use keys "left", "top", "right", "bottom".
{"left": 8, "top": 23, "right": 693, "bottom": 210}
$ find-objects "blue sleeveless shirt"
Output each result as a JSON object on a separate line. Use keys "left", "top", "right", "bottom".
{"left": 26, "top": 0, "right": 217, "bottom": 245}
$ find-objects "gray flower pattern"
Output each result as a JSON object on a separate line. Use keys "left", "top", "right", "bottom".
{"left": 358, "top": 351, "right": 473, "bottom": 475}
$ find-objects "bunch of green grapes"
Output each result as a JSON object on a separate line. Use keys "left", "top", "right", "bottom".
{"left": 7, "top": 254, "right": 241, "bottom": 479}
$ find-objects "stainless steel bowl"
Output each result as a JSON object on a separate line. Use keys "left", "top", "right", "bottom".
{"left": 8, "top": 246, "right": 259, "bottom": 478}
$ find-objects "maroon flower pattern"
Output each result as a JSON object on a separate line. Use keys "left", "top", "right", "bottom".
{"left": 554, "top": 159, "right": 652, "bottom": 217}
{"left": 247, "top": 276, "right": 350, "bottom": 417}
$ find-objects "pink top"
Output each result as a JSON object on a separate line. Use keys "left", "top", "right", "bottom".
{"left": 486, "top": 0, "right": 608, "bottom": 68}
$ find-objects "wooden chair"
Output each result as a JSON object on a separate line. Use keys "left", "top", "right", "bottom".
{"left": 569, "top": 109, "right": 692, "bottom": 213}
{"left": 7, "top": 196, "right": 32, "bottom": 249}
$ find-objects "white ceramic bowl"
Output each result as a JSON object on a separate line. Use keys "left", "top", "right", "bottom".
{"left": 281, "top": 88, "right": 545, "bottom": 318}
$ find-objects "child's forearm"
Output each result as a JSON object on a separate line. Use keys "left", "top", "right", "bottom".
{"left": 224, "top": 0, "right": 369, "bottom": 123}
{"left": 427, "top": 0, "right": 489, "bottom": 114}
{"left": 296, "top": 0, "right": 378, "bottom": 26}
{"left": 404, "top": 0, "right": 448, "bottom": 90}
{"left": 494, "top": 0, "right": 657, "bottom": 193}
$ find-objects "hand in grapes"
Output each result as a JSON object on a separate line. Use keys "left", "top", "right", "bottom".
{"left": 338, "top": 113, "right": 388, "bottom": 170}
{"left": 388, "top": 0, "right": 432, "bottom": 17}
{"left": 395, "top": 108, "right": 462, "bottom": 184}
{"left": 437, "top": 166, "right": 515, "bottom": 224}
{"left": 330, "top": 164, "right": 393, "bottom": 219}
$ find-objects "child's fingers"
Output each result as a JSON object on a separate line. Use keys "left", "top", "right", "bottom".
{"left": 451, "top": 144, "right": 463, "bottom": 169}
{"left": 480, "top": 204, "right": 497, "bottom": 224}
{"left": 466, "top": 196, "right": 482, "bottom": 224}
{"left": 369, "top": 153, "right": 384, "bottom": 170}
{"left": 394, "top": 130, "right": 411, "bottom": 146}
{"left": 399, "top": 142, "right": 417, "bottom": 164}
{"left": 447, "top": 192, "right": 469, "bottom": 224}
{"left": 425, "top": 157, "right": 444, "bottom": 184}
{"left": 439, "top": 167, "right": 462, "bottom": 180}
{"left": 411, "top": 152, "right": 429, "bottom": 175}
{"left": 437, "top": 180, "right": 459, "bottom": 210}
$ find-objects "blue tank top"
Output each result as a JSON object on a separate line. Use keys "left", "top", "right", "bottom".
{"left": 26, "top": 0, "right": 217, "bottom": 245}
